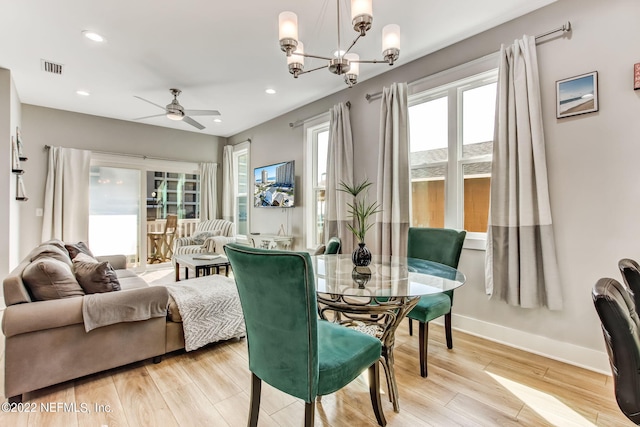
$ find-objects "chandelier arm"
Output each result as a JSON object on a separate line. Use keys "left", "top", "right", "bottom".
{"left": 300, "top": 52, "right": 334, "bottom": 61}
{"left": 355, "top": 59, "right": 389, "bottom": 64}
{"left": 343, "top": 34, "right": 363, "bottom": 56}
{"left": 298, "top": 64, "right": 331, "bottom": 75}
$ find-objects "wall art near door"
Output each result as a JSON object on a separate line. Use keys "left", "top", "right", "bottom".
{"left": 634, "top": 63, "right": 640, "bottom": 90}
{"left": 11, "top": 136, "right": 23, "bottom": 173}
{"left": 16, "top": 126, "right": 27, "bottom": 161}
{"left": 556, "top": 71, "right": 599, "bottom": 118}
{"left": 16, "top": 174, "right": 28, "bottom": 201}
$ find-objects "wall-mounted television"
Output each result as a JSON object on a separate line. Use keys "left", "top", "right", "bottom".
{"left": 254, "top": 161, "right": 295, "bottom": 208}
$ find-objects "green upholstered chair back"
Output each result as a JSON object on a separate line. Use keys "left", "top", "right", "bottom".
{"left": 407, "top": 228, "right": 466, "bottom": 300}
{"left": 324, "top": 237, "right": 342, "bottom": 254}
{"left": 224, "top": 243, "right": 319, "bottom": 402}
{"left": 407, "top": 228, "right": 466, "bottom": 268}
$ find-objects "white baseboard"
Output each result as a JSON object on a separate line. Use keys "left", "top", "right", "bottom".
{"left": 444, "top": 314, "right": 611, "bottom": 375}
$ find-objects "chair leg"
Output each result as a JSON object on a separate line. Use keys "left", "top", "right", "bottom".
{"left": 304, "top": 401, "right": 315, "bottom": 427}
{"left": 419, "top": 321, "right": 429, "bottom": 378}
{"left": 248, "top": 373, "right": 262, "bottom": 427}
{"left": 445, "top": 311, "right": 453, "bottom": 349}
{"left": 408, "top": 318, "right": 413, "bottom": 336}
{"left": 368, "top": 362, "right": 387, "bottom": 427}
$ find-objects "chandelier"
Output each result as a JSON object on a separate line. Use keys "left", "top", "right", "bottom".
{"left": 278, "top": 0, "right": 401, "bottom": 87}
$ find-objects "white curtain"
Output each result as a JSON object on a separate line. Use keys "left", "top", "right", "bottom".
{"left": 199, "top": 162, "right": 218, "bottom": 221}
{"left": 41, "top": 146, "right": 91, "bottom": 242}
{"left": 221, "top": 145, "right": 234, "bottom": 223}
{"left": 325, "top": 102, "right": 355, "bottom": 253}
{"left": 374, "top": 82, "right": 410, "bottom": 257}
{"left": 485, "top": 35, "right": 563, "bottom": 310}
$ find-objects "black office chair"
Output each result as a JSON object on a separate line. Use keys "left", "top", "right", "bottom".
{"left": 592, "top": 277, "right": 640, "bottom": 424}
{"left": 619, "top": 258, "right": 640, "bottom": 310}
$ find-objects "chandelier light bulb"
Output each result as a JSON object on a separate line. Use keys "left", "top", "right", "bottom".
{"left": 287, "top": 41, "right": 305, "bottom": 77}
{"left": 344, "top": 53, "right": 360, "bottom": 76}
{"left": 351, "top": 0, "right": 372, "bottom": 20}
{"left": 279, "top": 12, "right": 298, "bottom": 42}
{"left": 382, "top": 24, "right": 401, "bottom": 51}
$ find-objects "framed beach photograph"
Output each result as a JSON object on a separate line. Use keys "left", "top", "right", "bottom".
{"left": 556, "top": 71, "right": 598, "bottom": 118}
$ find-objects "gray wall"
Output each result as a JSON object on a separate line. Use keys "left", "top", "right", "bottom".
{"left": 19, "top": 105, "right": 226, "bottom": 260}
{"left": 229, "top": 0, "right": 640, "bottom": 371}
{"left": 0, "top": 69, "right": 22, "bottom": 282}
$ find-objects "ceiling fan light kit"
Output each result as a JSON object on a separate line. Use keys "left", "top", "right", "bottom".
{"left": 278, "top": 0, "right": 400, "bottom": 87}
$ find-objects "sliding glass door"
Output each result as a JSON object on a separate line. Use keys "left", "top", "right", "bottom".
{"left": 89, "top": 154, "right": 201, "bottom": 269}
{"left": 89, "top": 166, "right": 141, "bottom": 266}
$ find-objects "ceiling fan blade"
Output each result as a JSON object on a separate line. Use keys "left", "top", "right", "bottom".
{"left": 134, "top": 95, "right": 166, "bottom": 111}
{"left": 183, "top": 115, "right": 205, "bottom": 130}
{"left": 133, "top": 114, "right": 166, "bottom": 120}
{"left": 184, "top": 109, "right": 220, "bottom": 116}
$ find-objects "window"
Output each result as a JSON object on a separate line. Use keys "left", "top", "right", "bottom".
{"left": 304, "top": 116, "right": 330, "bottom": 249}
{"left": 409, "top": 69, "right": 497, "bottom": 242}
{"left": 232, "top": 142, "right": 250, "bottom": 237}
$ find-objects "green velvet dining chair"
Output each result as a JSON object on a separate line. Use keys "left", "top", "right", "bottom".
{"left": 224, "top": 243, "right": 386, "bottom": 427}
{"left": 324, "top": 236, "right": 342, "bottom": 254}
{"left": 406, "top": 227, "right": 466, "bottom": 377}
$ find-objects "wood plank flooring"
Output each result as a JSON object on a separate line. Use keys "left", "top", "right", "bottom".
{"left": 0, "top": 314, "right": 633, "bottom": 426}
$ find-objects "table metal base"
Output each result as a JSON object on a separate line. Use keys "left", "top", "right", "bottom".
{"left": 316, "top": 294, "right": 420, "bottom": 413}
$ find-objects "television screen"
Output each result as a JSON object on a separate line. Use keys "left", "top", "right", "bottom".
{"left": 254, "top": 161, "right": 295, "bottom": 208}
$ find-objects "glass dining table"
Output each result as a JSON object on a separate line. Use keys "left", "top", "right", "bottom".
{"left": 312, "top": 254, "right": 466, "bottom": 413}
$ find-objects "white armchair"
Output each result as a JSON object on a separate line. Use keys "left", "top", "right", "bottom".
{"left": 172, "top": 219, "right": 235, "bottom": 261}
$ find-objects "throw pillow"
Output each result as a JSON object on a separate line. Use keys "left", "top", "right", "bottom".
{"left": 191, "top": 230, "right": 222, "bottom": 245}
{"left": 65, "top": 242, "right": 95, "bottom": 260}
{"left": 22, "top": 257, "right": 85, "bottom": 300}
{"left": 30, "top": 243, "right": 73, "bottom": 267}
{"left": 73, "top": 257, "right": 121, "bottom": 294}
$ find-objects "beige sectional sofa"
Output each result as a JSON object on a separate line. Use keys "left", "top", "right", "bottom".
{"left": 2, "top": 240, "right": 187, "bottom": 403}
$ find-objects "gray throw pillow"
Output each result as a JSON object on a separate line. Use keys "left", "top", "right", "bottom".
{"left": 73, "top": 254, "right": 121, "bottom": 294}
{"left": 191, "top": 230, "right": 221, "bottom": 245}
{"left": 22, "top": 257, "right": 85, "bottom": 300}
{"left": 64, "top": 241, "right": 95, "bottom": 260}
{"left": 30, "top": 243, "right": 73, "bottom": 267}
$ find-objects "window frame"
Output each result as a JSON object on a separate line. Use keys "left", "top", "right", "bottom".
{"left": 409, "top": 65, "right": 498, "bottom": 250}
{"left": 303, "top": 114, "right": 330, "bottom": 250}
{"left": 232, "top": 141, "right": 250, "bottom": 243}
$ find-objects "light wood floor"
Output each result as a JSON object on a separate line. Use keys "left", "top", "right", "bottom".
{"left": 0, "top": 314, "right": 632, "bottom": 427}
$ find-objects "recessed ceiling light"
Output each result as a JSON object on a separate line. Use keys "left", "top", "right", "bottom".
{"left": 214, "top": 118, "right": 222, "bottom": 123}
{"left": 265, "top": 88, "right": 276, "bottom": 95}
{"left": 76, "top": 90, "right": 90, "bottom": 96}
{"left": 82, "top": 30, "right": 105, "bottom": 42}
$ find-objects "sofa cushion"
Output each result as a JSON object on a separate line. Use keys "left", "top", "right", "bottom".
{"left": 22, "top": 257, "right": 85, "bottom": 300}
{"left": 30, "top": 243, "right": 72, "bottom": 267}
{"left": 73, "top": 253, "right": 121, "bottom": 294}
{"left": 64, "top": 241, "right": 95, "bottom": 260}
{"left": 191, "top": 230, "right": 222, "bottom": 245}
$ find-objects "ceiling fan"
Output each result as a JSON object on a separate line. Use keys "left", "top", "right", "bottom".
{"left": 133, "top": 88, "right": 220, "bottom": 130}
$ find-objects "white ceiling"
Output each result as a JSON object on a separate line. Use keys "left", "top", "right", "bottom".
{"left": 1, "top": 0, "right": 555, "bottom": 137}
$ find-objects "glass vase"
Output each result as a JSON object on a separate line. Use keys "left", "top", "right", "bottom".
{"left": 352, "top": 242, "right": 372, "bottom": 267}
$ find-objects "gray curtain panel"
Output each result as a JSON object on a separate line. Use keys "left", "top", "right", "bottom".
{"left": 221, "top": 145, "right": 234, "bottom": 224}
{"left": 199, "top": 162, "right": 218, "bottom": 221}
{"left": 325, "top": 102, "right": 355, "bottom": 253}
{"left": 41, "top": 146, "right": 91, "bottom": 242}
{"left": 485, "top": 35, "right": 563, "bottom": 310}
{"left": 374, "top": 82, "right": 410, "bottom": 257}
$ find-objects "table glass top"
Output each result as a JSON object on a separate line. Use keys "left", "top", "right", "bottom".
{"left": 313, "top": 254, "right": 466, "bottom": 298}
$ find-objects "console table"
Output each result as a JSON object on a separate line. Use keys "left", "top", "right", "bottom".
{"left": 249, "top": 234, "right": 294, "bottom": 250}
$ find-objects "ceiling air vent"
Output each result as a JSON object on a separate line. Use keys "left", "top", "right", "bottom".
{"left": 41, "top": 59, "right": 64, "bottom": 75}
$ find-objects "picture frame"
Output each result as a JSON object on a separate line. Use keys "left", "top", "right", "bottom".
{"left": 556, "top": 71, "right": 599, "bottom": 118}
{"left": 11, "top": 136, "right": 23, "bottom": 173}
{"left": 16, "top": 126, "right": 27, "bottom": 161}
{"left": 16, "top": 175, "right": 28, "bottom": 201}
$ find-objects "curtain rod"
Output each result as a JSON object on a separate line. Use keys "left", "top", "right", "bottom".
{"left": 44, "top": 145, "right": 220, "bottom": 165}
{"left": 365, "top": 21, "right": 572, "bottom": 102}
{"left": 289, "top": 101, "right": 351, "bottom": 129}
